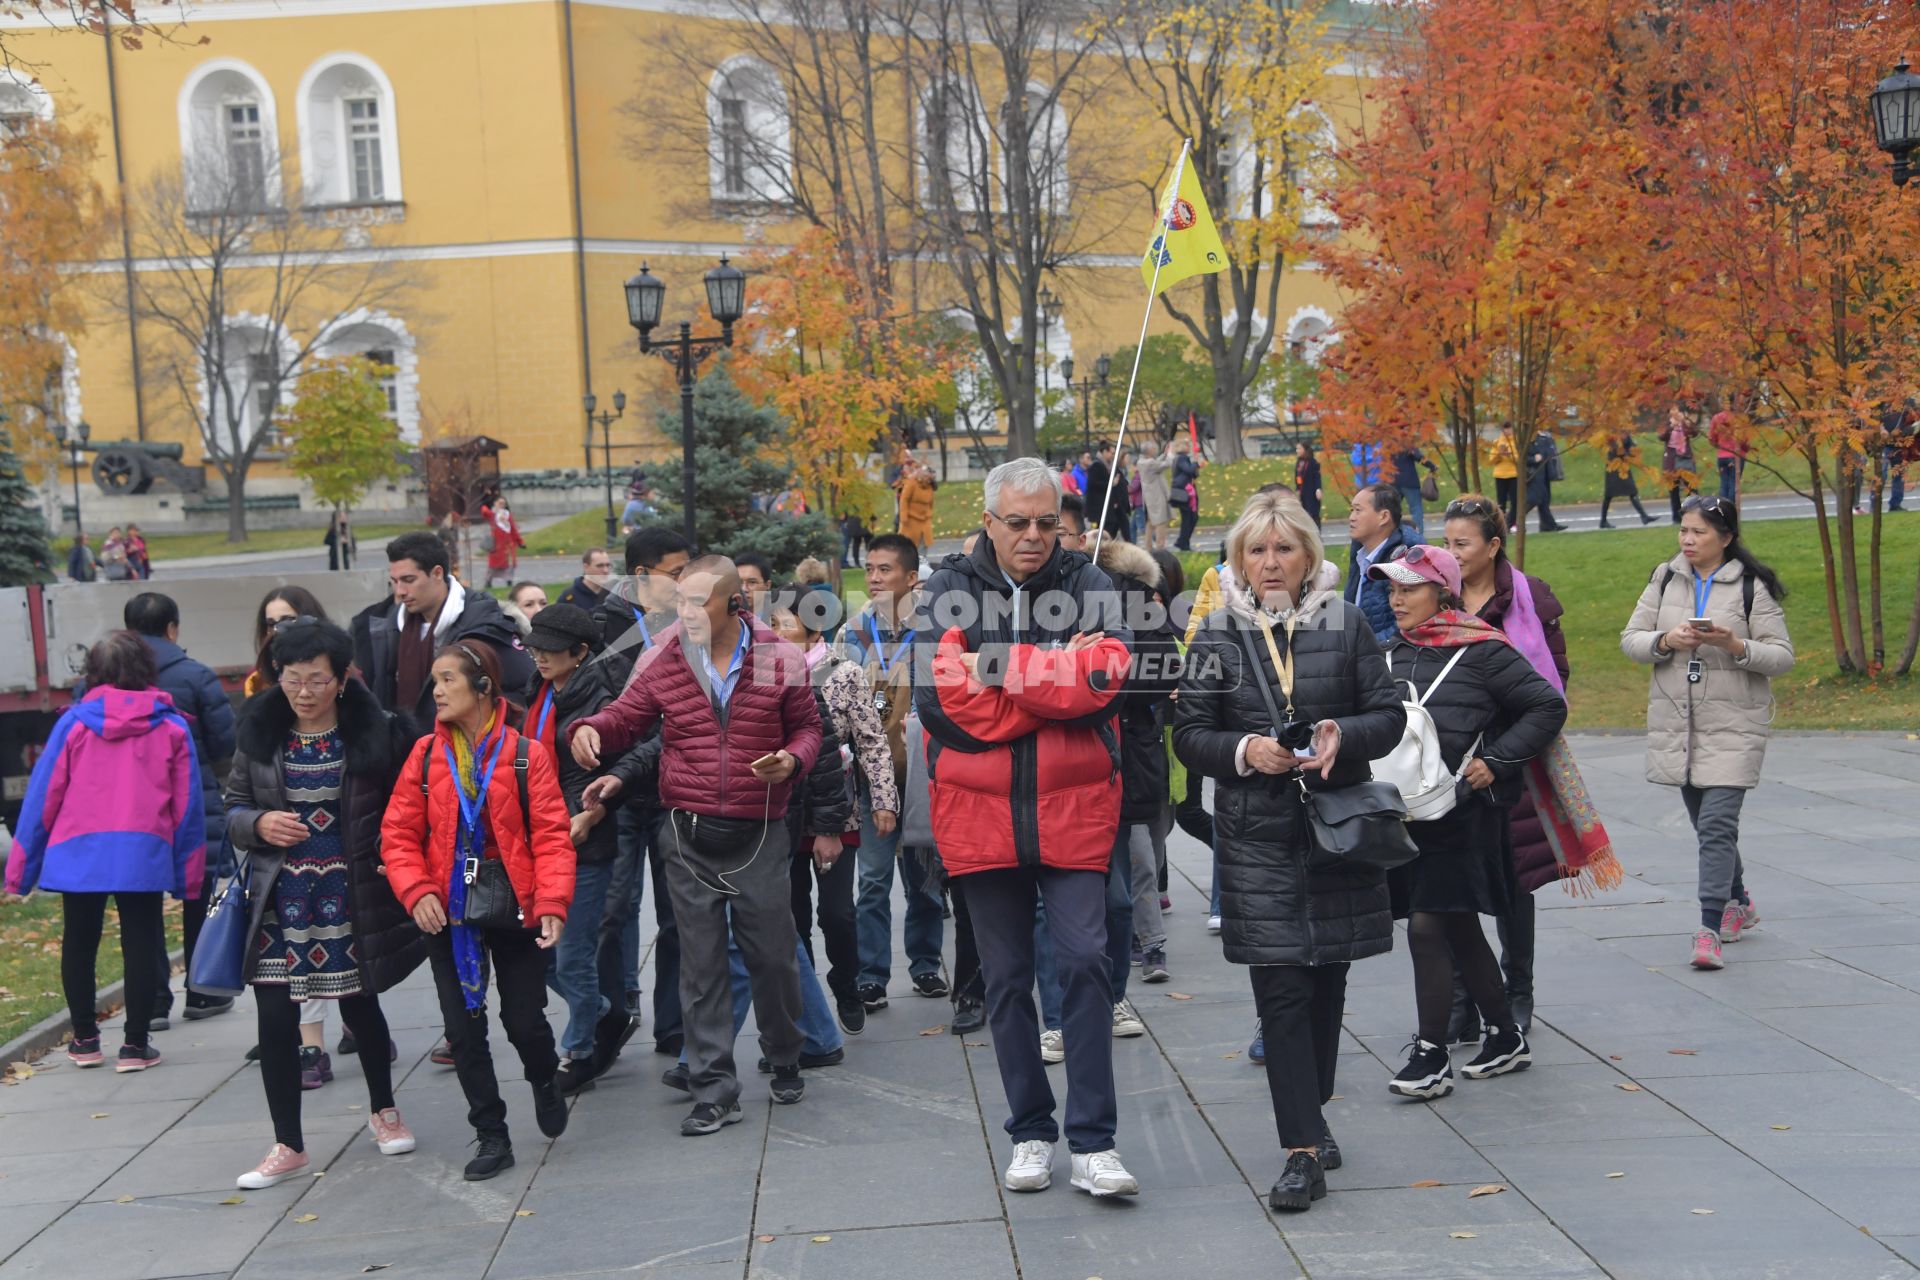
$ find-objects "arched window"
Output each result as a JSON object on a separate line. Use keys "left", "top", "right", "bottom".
{"left": 1006, "top": 83, "right": 1067, "bottom": 217}
{"left": 316, "top": 310, "right": 421, "bottom": 443}
{"left": 178, "top": 60, "right": 281, "bottom": 210}
{"left": 1286, "top": 306, "right": 1337, "bottom": 366}
{"left": 707, "top": 56, "right": 790, "bottom": 205}
{"left": 921, "top": 78, "right": 991, "bottom": 214}
{"left": 0, "top": 72, "right": 53, "bottom": 139}
{"left": 297, "top": 55, "right": 403, "bottom": 206}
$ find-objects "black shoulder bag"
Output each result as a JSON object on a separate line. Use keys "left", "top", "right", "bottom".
{"left": 1236, "top": 617, "right": 1417, "bottom": 874}
{"left": 421, "top": 737, "right": 534, "bottom": 929}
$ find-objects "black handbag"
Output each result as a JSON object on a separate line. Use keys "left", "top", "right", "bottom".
{"left": 1235, "top": 622, "right": 1418, "bottom": 874}
{"left": 420, "top": 738, "right": 534, "bottom": 931}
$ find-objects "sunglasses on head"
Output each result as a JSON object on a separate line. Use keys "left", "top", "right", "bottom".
{"left": 1682, "top": 495, "right": 1734, "bottom": 519}
{"left": 1394, "top": 544, "right": 1439, "bottom": 566}
{"left": 1444, "top": 497, "right": 1496, "bottom": 518}
{"left": 271, "top": 614, "right": 319, "bottom": 632}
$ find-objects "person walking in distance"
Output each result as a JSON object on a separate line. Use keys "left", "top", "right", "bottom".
{"left": 1621, "top": 496, "right": 1793, "bottom": 970}
{"left": 1662, "top": 404, "right": 1701, "bottom": 524}
{"left": 1525, "top": 427, "right": 1565, "bottom": 532}
{"left": 916, "top": 458, "right": 1141, "bottom": 1199}
{"left": 1171, "top": 440, "right": 1203, "bottom": 551}
{"left": 1137, "top": 440, "right": 1175, "bottom": 550}
{"left": 1295, "top": 442, "right": 1324, "bottom": 525}
{"left": 556, "top": 548, "right": 615, "bottom": 613}
{"left": 570, "top": 556, "right": 823, "bottom": 1136}
{"left": 895, "top": 462, "right": 938, "bottom": 555}
{"left": 1600, "top": 433, "right": 1656, "bottom": 529}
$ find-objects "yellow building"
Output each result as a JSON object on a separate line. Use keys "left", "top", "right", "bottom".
{"left": 0, "top": 0, "right": 1368, "bottom": 488}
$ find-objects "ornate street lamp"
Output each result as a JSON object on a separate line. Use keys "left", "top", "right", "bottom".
{"left": 1062, "top": 352, "right": 1111, "bottom": 455}
{"left": 584, "top": 390, "right": 627, "bottom": 544}
{"left": 49, "top": 417, "right": 88, "bottom": 537}
{"left": 1870, "top": 59, "right": 1920, "bottom": 187}
{"left": 624, "top": 256, "right": 746, "bottom": 548}
{"left": 1038, "top": 285, "right": 1063, "bottom": 393}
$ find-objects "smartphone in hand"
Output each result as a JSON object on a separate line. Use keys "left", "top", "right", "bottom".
{"left": 1690, "top": 617, "right": 1717, "bottom": 633}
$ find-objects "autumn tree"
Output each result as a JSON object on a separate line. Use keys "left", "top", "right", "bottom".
{"left": 1108, "top": 0, "right": 1341, "bottom": 463}
{"left": 1093, "top": 332, "right": 1212, "bottom": 449}
{"left": 280, "top": 356, "right": 411, "bottom": 512}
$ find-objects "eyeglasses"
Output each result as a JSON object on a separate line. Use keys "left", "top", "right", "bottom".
{"left": 1394, "top": 544, "right": 1438, "bottom": 565}
{"left": 640, "top": 563, "right": 687, "bottom": 581}
{"left": 1681, "top": 495, "right": 1734, "bottom": 519}
{"left": 1444, "top": 498, "right": 1495, "bottom": 518}
{"left": 986, "top": 511, "right": 1062, "bottom": 535}
{"left": 278, "top": 673, "right": 339, "bottom": 694}
{"left": 269, "top": 614, "right": 319, "bottom": 632}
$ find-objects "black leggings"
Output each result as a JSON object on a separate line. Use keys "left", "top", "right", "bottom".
{"left": 256, "top": 984, "right": 395, "bottom": 1152}
{"left": 62, "top": 892, "right": 163, "bottom": 1047}
{"left": 1408, "top": 911, "right": 1511, "bottom": 1045}
{"left": 790, "top": 846, "right": 859, "bottom": 1002}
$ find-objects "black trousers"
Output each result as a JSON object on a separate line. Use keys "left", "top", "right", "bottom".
{"left": 1249, "top": 963, "right": 1348, "bottom": 1151}
{"left": 256, "top": 984, "right": 394, "bottom": 1151}
{"left": 604, "top": 803, "right": 681, "bottom": 1047}
{"left": 1495, "top": 477, "right": 1517, "bottom": 528}
{"left": 157, "top": 870, "right": 213, "bottom": 1014}
{"left": 790, "top": 844, "right": 860, "bottom": 1002}
{"left": 427, "top": 928, "right": 558, "bottom": 1140}
{"left": 1175, "top": 503, "right": 1200, "bottom": 550}
{"left": 63, "top": 891, "right": 163, "bottom": 1047}
{"left": 948, "top": 872, "right": 984, "bottom": 1002}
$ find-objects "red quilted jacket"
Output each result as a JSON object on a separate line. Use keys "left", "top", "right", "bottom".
{"left": 569, "top": 615, "right": 823, "bottom": 818}
{"left": 380, "top": 707, "right": 577, "bottom": 923}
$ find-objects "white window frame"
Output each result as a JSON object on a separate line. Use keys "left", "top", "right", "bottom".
{"left": 0, "top": 72, "right": 53, "bottom": 138}
{"left": 178, "top": 60, "right": 283, "bottom": 210}
{"left": 705, "top": 55, "right": 791, "bottom": 206}
{"left": 295, "top": 54, "right": 403, "bottom": 207}
{"left": 314, "top": 309, "right": 421, "bottom": 443}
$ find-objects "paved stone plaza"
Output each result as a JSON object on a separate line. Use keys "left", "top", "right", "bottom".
{"left": 3, "top": 733, "right": 1919, "bottom": 1279}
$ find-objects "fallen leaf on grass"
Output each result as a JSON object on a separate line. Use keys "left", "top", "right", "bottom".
{"left": 1468, "top": 1184, "right": 1507, "bottom": 1199}
{"left": 114, "top": 1195, "right": 135, "bottom": 1203}
{"left": 1410, "top": 1180, "right": 1443, "bottom": 1189}
{"left": 1450, "top": 1232, "right": 1477, "bottom": 1239}
{"left": 1606, "top": 1172, "right": 1626, "bottom": 1179}
{"left": 811, "top": 1235, "right": 832, "bottom": 1243}
{"left": 219, "top": 1196, "right": 245, "bottom": 1206}
{"left": 1167, "top": 992, "right": 1194, "bottom": 1001}
{"left": 1616, "top": 1083, "right": 1643, "bottom": 1092}
{"left": 294, "top": 1213, "right": 319, "bottom": 1223}
{"left": 918, "top": 1026, "right": 946, "bottom": 1036}
{"left": 1771, "top": 1124, "right": 1792, "bottom": 1131}
{"left": 1667, "top": 1049, "right": 1698, "bottom": 1056}
{"left": 1691, "top": 1209, "right": 1714, "bottom": 1216}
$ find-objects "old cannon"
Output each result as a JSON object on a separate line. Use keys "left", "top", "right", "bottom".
{"left": 89, "top": 440, "right": 207, "bottom": 495}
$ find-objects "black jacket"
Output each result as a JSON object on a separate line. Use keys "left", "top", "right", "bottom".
{"left": 1097, "top": 541, "right": 1183, "bottom": 826}
{"left": 1381, "top": 636, "right": 1568, "bottom": 803}
{"left": 531, "top": 662, "right": 656, "bottom": 864}
{"left": 788, "top": 688, "right": 852, "bottom": 845}
{"left": 556, "top": 576, "right": 610, "bottom": 614}
{"left": 590, "top": 592, "right": 674, "bottom": 692}
{"left": 223, "top": 679, "right": 426, "bottom": 994}
{"left": 147, "top": 637, "right": 237, "bottom": 870}
{"left": 352, "top": 583, "right": 535, "bottom": 720}
{"left": 1173, "top": 593, "right": 1406, "bottom": 967}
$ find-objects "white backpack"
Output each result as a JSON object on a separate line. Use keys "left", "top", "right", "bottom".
{"left": 1375, "top": 647, "right": 1480, "bottom": 822}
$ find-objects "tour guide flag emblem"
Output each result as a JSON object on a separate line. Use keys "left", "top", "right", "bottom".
{"left": 1142, "top": 151, "right": 1228, "bottom": 292}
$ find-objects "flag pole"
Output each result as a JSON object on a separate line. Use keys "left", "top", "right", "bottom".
{"left": 1091, "top": 138, "right": 1193, "bottom": 565}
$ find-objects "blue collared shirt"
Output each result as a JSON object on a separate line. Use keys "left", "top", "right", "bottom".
{"left": 697, "top": 621, "right": 753, "bottom": 707}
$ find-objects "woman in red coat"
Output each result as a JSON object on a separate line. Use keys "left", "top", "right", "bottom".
{"left": 380, "top": 641, "right": 575, "bottom": 1181}
{"left": 482, "top": 496, "right": 524, "bottom": 588}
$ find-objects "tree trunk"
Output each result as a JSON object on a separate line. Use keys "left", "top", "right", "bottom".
{"left": 224, "top": 461, "right": 249, "bottom": 543}
{"left": 1833, "top": 445, "right": 1868, "bottom": 670}
{"left": 1513, "top": 441, "right": 1530, "bottom": 571}
{"left": 1806, "top": 451, "right": 1851, "bottom": 673}
{"left": 1210, "top": 381, "right": 1245, "bottom": 466}
{"left": 1870, "top": 477, "right": 1885, "bottom": 670}
{"left": 1896, "top": 552, "right": 1920, "bottom": 675}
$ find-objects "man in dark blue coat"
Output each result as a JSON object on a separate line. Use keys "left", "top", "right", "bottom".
{"left": 1343, "top": 483, "right": 1410, "bottom": 644}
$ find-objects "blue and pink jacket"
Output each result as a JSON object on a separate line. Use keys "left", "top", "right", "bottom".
{"left": 5, "top": 687, "right": 206, "bottom": 898}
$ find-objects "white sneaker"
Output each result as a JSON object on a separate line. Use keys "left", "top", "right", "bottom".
{"left": 1071, "top": 1149, "right": 1140, "bottom": 1197}
{"left": 1207, "top": 915, "right": 1223, "bottom": 934}
{"left": 1111, "top": 999, "right": 1145, "bottom": 1038}
{"left": 1004, "top": 1139, "right": 1055, "bottom": 1192}
{"left": 1039, "top": 1028, "right": 1065, "bottom": 1064}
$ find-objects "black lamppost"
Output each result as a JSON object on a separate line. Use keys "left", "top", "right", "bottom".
{"left": 1870, "top": 59, "right": 1920, "bottom": 186}
{"left": 49, "top": 418, "right": 89, "bottom": 537}
{"left": 583, "top": 389, "right": 627, "bottom": 545}
{"left": 624, "top": 255, "right": 747, "bottom": 549}
{"left": 1060, "top": 352, "right": 1111, "bottom": 455}
{"left": 1038, "top": 285, "right": 1063, "bottom": 393}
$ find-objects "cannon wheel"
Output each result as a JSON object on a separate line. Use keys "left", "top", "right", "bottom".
{"left": 93, "top": 448, "right": 152, "bottom": 495}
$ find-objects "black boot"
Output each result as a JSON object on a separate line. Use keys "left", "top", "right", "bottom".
{"left": 464, "top": 1134, "right": 515, "bottom": 1181}
{"left": 531, "top": 1078, "right": 570, "bottom": 1138}
{"left": 1268, "top": 1150, "right": 1327, "bottom": 1212}
{"left": 1497, "top": 896, "right": 1536, "bottom": 1037}
{"left": 1444, "top": 969, "right": 1481, "bottom": 1045}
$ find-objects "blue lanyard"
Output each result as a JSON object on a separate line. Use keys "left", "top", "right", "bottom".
{"left": 628, "top": 605, "right": 652, "bottom": 651}
{"left": 1692, "top": 570, "right": 1714, "bottom": 619}
{"left": 443, "top": 730, "right": 507, "bottom": 866}
{"left": 863, "top": 615, "right": 914, "bottom": 676}
{"left": 532, "top": 687, "right": 555, "bottom": 742}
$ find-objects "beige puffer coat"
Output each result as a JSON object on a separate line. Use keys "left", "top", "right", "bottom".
{"left": 1620, "top": 554, "right": 1794, "bottom": 789}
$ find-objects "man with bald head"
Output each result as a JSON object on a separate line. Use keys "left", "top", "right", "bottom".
{"left": 572, "top": 554, "right": 825, "bottom": 1135}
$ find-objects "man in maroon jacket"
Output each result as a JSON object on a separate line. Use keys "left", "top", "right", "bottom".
{"left": 572, "top": 555, "right": 823, "bottom": 1135}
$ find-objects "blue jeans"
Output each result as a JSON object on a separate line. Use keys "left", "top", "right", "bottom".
{"left": 1398, "top": 483, "right": 1425, "bottom": 536}
{"left": 679, "top": 936, "right": 844, "bottom": 1062}
{"left": 1130, "top": 506, "right": 1147, "bottom": 542}
{"left": 854, "top": 810, "right": 944, "bottom": 987}
{"left": 1717, "top": 457, "right": 1742, "bottom": 502}
{"left": 547, "top": 859, "right": 613, "bottom": 1060}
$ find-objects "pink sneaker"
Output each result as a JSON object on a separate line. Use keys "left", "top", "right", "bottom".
{"left": 1690, "top": 928, "right": 1725, "bottom": 971}
{"left": 236, "top": 1143, "right": 310, "bottom": 1189}
{"left": 1719, "top": 901, "right": 1745, "bottom": 943}
{"left": 369, "top": 1107, "right": 416, "bottom": 1155}
{"left": 66, "top": 1036, "right": 103, "bottom": 1068}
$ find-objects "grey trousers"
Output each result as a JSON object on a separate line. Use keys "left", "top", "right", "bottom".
{"left": 1127, "top": 825, "right": 1166, "bottom": 951}
{"left": 1682, "top": 785, "right": 1749, "bottom": 916}
{"left": 660, "top": 809, "right": 805, "bottom": 1108}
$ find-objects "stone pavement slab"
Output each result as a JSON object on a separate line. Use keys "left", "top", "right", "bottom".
{"left": 5, "top": 733, "right": 1920, "bottom": 1278}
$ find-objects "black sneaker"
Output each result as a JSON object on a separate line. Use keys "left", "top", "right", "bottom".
{"left": 336, "top": 1027, "right": 358, "bottom": 1055}
{"left": 430, "top": 1037, "right": 456, "bottom": 1067}
{"left": 681, "top": 1101, "right": 743, "bottom": 1136}
{"left": 463, "top": 1134, "right": 515, "bottom": 1181}
{"left": 531, "top": 1078, "right": 569, "bottom": 1137}
{"left": 115, "top": 1043, "right": 163, "bottom": 1073}
{"left": 1268, "top": 1149, "right": 1326, "bottom": 1212}
{"left": 661, "top": 1063, "right": 691, "bottom": 1093}
{"left": 1388, "top": 1039, "right": 1455, "bottom": 1100}
{"left": 244, "top": 1042, "right": 261, "bottom": 1063}
{"left": 624, "top": 990, "right": 642, "bottom": 1018}
{"left": 1462, "top": 1026, "right": 1531, "bottom": 1080}
{"left": 949, "top": 994, "right": 987, "bottom": 1035}
{"left": 758, "top": 1048, "right": 844, "bottom": 1072}
{"left": 1319, "top": 1127, "right": 1342, "bottom": 1172}
{"left": 910, "top": 972, "right": 949, "bottom": 999}
{"left": 857, "top": 982, "right": 889, "bottom": 1011}
{"left": 835, "top": 995, "right": 866, "bottom": 1037}
{"left": 554, "top": 1057, "right": 600, "bottom": 1097}
{"left": 182, "top": 995, "right": 233, "bottom": 1021}
{"left": 769, "top": 1064, "right": 804, "bottom": 1105}
{"left": 592, "top": 1008, "right": 641, "bottom": 1072}
{"left": 147, "top": 1014, "right": 172, "bottom": 1033}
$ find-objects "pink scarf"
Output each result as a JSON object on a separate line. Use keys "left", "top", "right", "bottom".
{"left": 1504, "top": 570, "right": 1565, "bottom": 695}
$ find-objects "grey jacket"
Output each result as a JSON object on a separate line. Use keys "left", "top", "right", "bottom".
{"left": 1620, "top": 554, "right": 1794, "bottom": 790}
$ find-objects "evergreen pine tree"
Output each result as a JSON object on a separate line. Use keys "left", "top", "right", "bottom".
{"left": 0, "top": 420, "right": 55, "bottom": 586}
{"left": 656, "top": 361, "right": 836, "bottom": 569}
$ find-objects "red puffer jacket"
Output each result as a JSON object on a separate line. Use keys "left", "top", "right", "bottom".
{"left": 913, "top": 539, "right": 1132, "bottom": 876}
{"left": 381, "top": 707, "right": 576, "bottom": 923}
{"left": 569, "top": 615, "right": 822, "bottom": 819}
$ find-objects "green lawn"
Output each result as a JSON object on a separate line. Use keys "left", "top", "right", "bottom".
{"left": 135, "top": 522, "right": 416, "bottom": 564}
{"left": 1178, "top": 514, "right": 1920, "bottom": 731}
{"left": 0, "top": 896, "right": 184, "bottom": 1048}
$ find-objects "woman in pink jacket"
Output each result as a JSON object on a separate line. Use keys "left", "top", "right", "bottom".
{"left": 6, "top": 631, "right": 206, "bottom": 1072}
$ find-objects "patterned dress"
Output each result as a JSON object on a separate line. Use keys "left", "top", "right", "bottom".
{"left": 252, "top": 727, "right": 362, "bottom": 999}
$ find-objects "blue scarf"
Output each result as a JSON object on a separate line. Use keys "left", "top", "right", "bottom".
{"left": 444, "top": 718, "right": 505, "bottom": 1010}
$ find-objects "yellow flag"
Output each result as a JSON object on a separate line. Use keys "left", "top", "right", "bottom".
{"left": 1141, "top": 152, "right": 1228, "bottom": 292}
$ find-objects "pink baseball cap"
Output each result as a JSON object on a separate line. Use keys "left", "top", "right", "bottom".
{"left": 1367, "top": 543, "right": 1462, "bottom": 598}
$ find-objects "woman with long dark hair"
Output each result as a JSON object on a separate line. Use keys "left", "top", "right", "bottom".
{"left": 1622, "top": 495, "right": 1793, "bottom": 970}
{"left": 248, "top": 587, "right": 329, "bottom": 697}
{"left": 224, "top": 620, "right": 423, "bottom": 1186}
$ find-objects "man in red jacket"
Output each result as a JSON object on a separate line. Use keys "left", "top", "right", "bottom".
{"left": 914, "top": 457, "right": 1140, "bottom": 1199}
{"left": 571, "top": 555, "right": 823, "bottom": 1136}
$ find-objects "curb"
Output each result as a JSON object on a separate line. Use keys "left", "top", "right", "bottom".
{"left": 0, "top": 947, "right": 185, "bottom": 1066}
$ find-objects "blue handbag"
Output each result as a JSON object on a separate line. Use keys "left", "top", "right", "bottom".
{"left": 187, "top": 861, "right": 253, "bottom": 999}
